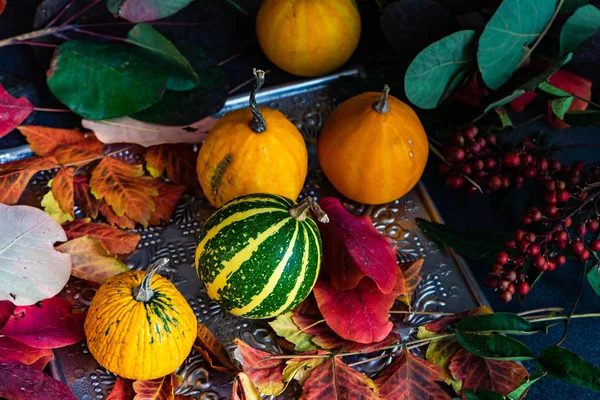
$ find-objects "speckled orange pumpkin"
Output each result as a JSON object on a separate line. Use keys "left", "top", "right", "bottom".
{"left": 256, "top": 0, "right": 361, "bottom": 77}
{"left": 318, "top": 85, "right": 429, "bottom": 204}
{"left": 84, "top": 259, "right": 197, "bottom": 380}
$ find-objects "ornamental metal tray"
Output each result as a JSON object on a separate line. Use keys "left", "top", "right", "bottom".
{"left": 0, "top": 67, "right": 489, "bottom": 400}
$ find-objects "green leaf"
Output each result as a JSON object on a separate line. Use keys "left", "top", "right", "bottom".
{"left": 522, "top": 258, "right": 544, "bottom": 292}
{"left": 107, "top": 0, "right": 194, "bottom": 22}
{"left": 405, "top": 30, "right": 477, "bottom": 109}
{"left": 551, "top": 96, "right": 574, "bottom": 119}
{"left": 494, "top": 107, "right": 513, "bottom": 128}
{"left": 127, "top": 23, "right": 199, "bottom": 91}
{"left": 561, "top": 0, "right": 589, "bottom": 14}
{"left": 474, "top": 90, "right": 526, "bottom": 122}
{"left": 538, "top": 346, "right": 600, "bottom": 392}
{"left": 538, "top": 81, "right": 571, "bottom": 97}
{"left": 223, "top": 0, "right": 247, "bottom": 15}
{"left": 563, "top": 110, "right": 600, "bottom": 126}
{"left": 464, "top": 389, "right": 505, "bottom": 400}
{"left": 47, "top": 41, "right": 167, "bottom": 120}
{"left": 520, "top": 53, "right": 573, "bottom": 92}
{"left": 416, "top": 218, "right": 513, "bottom": 264}
{"left": 507, "top": 373, "right": 545, "bottom": 400}
{"left": 268, "top": 313, "right": 318, "bottom": 352}
{"left": 478, "top": 0, "right": 559, "bottom": 90}
{"left": 458, "top": 313, "right": 533, "bottom": 333}
{"left": 587, "top": 264, "right": 600, "bottom": 296}
{"left": 131, "top": 42, "right": 228, "bottom": 125}
{"left": 560, "top": 5, "right": 600, "bottom": 56}
{"left": 456, "top": 329, "right": 536, "bottom": 361}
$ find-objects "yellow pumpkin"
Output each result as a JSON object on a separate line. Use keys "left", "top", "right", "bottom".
{"left": 256, "top": 0, "right": 361, "bottom": 77}
{"left": 318, "top": 85, "right": 429, "bottom": 204}
{"left": 84, "top": 259, "right": 197, "bottom": 380}
{"left": 197, "top": 69, "right": 308, "bottom": 208}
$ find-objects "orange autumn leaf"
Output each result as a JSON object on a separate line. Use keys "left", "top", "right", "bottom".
{"left": 398, "top": 259, "right": 424, "bottom": 306}
{"left": 62, "top": 220, "right": 140, "bottom": 255}
{"left": 90, "top": 157, "right": 158, "bottom": 226}
{"left": 99, "top": 201, "right": 136, "bottom": 229}
{"left": 232, "top": 338, "right": 286, "bottom": 396}
{"left": 231, "top": 373, "right": 261, "bottom": 400}
{"left": 145, "top": 145, "right": 201, "bottom": 196}
{"left": 132, "top": 374, "right": 182, "bottom": 400}
{"left": 73, "top": 177, "right": 99, "bottom": 219}
{"left": 18, "top": 126, "right": 102, "bottom": 164}
{"left": 148, "top": 181, "right": 185, "bottom": 226}
{"left": 51, "top": 167, "right": 74, "bottom": 215}
{"left": 0, "top": 156, "right": 58, "bottom": 204}
{"left": 193, "top": 324, "right": 239, "bottom": 375}
{"left": 107, "top": 378, "right": 135, "bottom": 400}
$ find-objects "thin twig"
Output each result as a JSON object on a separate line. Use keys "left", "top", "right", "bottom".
{"left": 13, "top": 41, "right": 59, "bottom": 48}
{"left": 389, "top": 310, "right": 456, "bottom": 316}
{"left": 528, "top": 313, "right": 600, "bottom": 323}
{"left": 518, "top": 307, "right": 564, "bottom": 316}
{"left": 229, "top": 70, "right": 272, "bottom": 94}
{"left": 293, "top": 319, "right": 325, "bottom": 336}
{"left": 556, "top": 261, "right": 587, "bottom": 346}
{"left": 60, "top": 0, "right": 102, "bottom": 27}
{"left": 73, "top": 28, "right": 129, "bottom": 43}
{"left": 0, "top": 25, "right": 75, "bottom": 48}
{"left": 218, "top": 51, "right": 243, "bottom": 67}
{"left": 513, "top": 114, "right": 545, "bottom": 130}
{"left": 82, "top": 21, "right": 204, "bottom": 28}
{"left": 428, "top": 142, "right": 483, "bottom": 193}
{"left": 347, "top": 341, "right": 431, "bottom": 368}
{"left": 34, "top": 107, "right": 72, "bottom": 112}
{"left": 46, "top": 0, "right": 77, "bottom": 27}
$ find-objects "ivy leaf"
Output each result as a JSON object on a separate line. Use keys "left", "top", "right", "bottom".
{"left": 551, "top": 97, "right": 574, "bottom": 119}
{"left": 478, "top": 0, "right": 559, "bottom": 89}
{"left": 232, "top": 338, "right": 286, "bottom": 396}
{"left": 313, "top": 278, "right": 395, "bottom": 344}
{"left": 62, "top": 220, "right": 140, "bottom": 254}
{"left": 145, "top": 144, "right": 201, "bottom": 196}
{"left": 2, "top": 296, "right": 85, "bottom": 348}
{"left": 450, "top": 348, "right": 529, "bottom": 395}
{"left": 318, "top": 197, "right": 397, "bottom": 294}
{"left": 0, "top": 84, "right": 34, "bottom": 139}
{"left": 106, "top": 378, "right": 135, "bottom": 400}
{"left": 587, "top": 264, "right": 600, "bottom": 296}
{"left": 148, "top": 181, "right": 186, "bottom": 225}
{"left": 132, "top": 373, "right": 182, "bottom": 400}
{"left": 0, "top": 156, "right": 58, "bottom": 205}
{"left": 269, "top": 312, "right": 319, "bottom": 352}
{"left": 108, "top": 0, "right": 194, "bottom": 22}
{"left": 563, "top": 110, "right": 600, "bottom": 126}
{"left": 17, "top": 126, "right": 103, "bottom": 164}
{"left": 90, "top": 157, "right": 159, "bottom": 226}
{"left": 398, "top": 259, "right": 424, "bottom": 306}
{"left": 455, "top": 329, "right": 536, "bottom": 361}
{"left": 231, "top": 372, "right": 261, "bottom": 400}
{"left": 0, "top": 359, "right": 77, "bottom": 400}
{"left": 51, "top": 167, "right": 74, "bottom": 215}
{"left": 299, "top": 358, "right": 378, "bottom": 400}
{"left": 0, "top": 205, "right": 71, "bottom": 305}
{"left": 457, "top": 313, "right": 533, "bottom": 333}
{"left": 405, "top": 30, "right": 477, "bottom": 109}
{"left": 42, "top": 184, "right": 74, "bottom": 224}
{"left": 0, "top": 337, "right": 54, "bottom": 370}
{"left": 560, "top": 5, "right": 600, "bottom": 56}
{"left": 99, "top": 201, "right": 137, "bottom": 229}
{"left": 127, "top": 23, "right": 199, "bottom": 91}
{"left": 56, "top": 237, "right": 129, "bottom": 284}
{"left": 375, "top": 349, "right": 451, "bottom": 399}
{"left": 47, "top": 41, "right": 168, "bottom": 120}
{"left": 193, "top": 324, "right": 239, "bottom": 375}
{"left": 74, "top": 177, "right": 99, "bottom": 219}
{"left": 538, "top": 346, "right": 600, "bottom": 392}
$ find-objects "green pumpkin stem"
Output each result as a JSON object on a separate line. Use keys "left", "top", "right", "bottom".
{"left": 289, "top": 196, "right": 329, "bottom": 223}
{"left": 373, "top": 84, "right": 391, "bottom": 114}
{"left": 249, "top": 68, "right": 267, "bottom": 133}
{"left": 133, "top": 258, "right": 169, "bottom": 302}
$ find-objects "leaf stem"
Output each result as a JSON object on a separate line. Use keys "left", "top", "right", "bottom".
{"left": 513, "top": 114, "right": 545, "bottom": 130}
{"left": 529, "top": 313, "right": 600, "bottom": 323}
{"left": 46, "top": 0, "right": 77, "bottom": 27}
{"left": 12, "top": 41, "right": 59, "bottom": 48}
{"left": 34, "top": 107, "right": 72, "bottom": 112}
{"left": 555, "top": 261, "right": 587, "bottom": 346}
{"left": 295, "top": 319, "right": 325, "bottom": 335}
{"left": 0, "top": 25, "right": 76, "bottom": 48}
{"left": 518, "top": 307, "right": 564, "bottom": 316}
{"left": 60, "top": 0, "right": 102, "bottom": 27}
{"left": 73, "top": 28, "right": 129, "bottom": 43}
{"left": 218, "top": 51, "right": 244, "bottom": 67}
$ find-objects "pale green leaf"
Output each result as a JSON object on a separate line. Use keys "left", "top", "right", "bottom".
{"left": 551, "top": 96, "right": 574, "bottom": 119}
{"left": 269, "top": 313, "right": 318, "bottom": 352}
{"left": 560, "top": 5, "right": 600, "bottom": 56}
{"left": 587, "top": 264, "right": 600, "bottom": 297}
{"left": 538, "top": 81, "right": 571, "bottom": 97}
{"left": 494, "top": 107, "right": 513, "bottom": 128}
{"left": 42, "top": 190, "right": 74, "bottom": 224}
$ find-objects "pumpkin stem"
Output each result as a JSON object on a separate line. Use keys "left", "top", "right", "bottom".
{"left": 373, "top": 84, "right": 391, "bottom": 114}
{"left": 133, "top": 258, "right": 169, "bottom": 302}
{"left": 249, "top": 68, "right": 267, "bottom": 133}
{"left": 289, "top": 197, "right": 329, "bottom": 223}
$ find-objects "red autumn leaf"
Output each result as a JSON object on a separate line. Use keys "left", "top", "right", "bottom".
{"left": 100, "top": 201, "right": 137, "bottom": 229}
{"left": 0, "top": 156, "right": 58, "bottom": 204}
{"left": 0, "top": 359, "right": 77, "bottom": 400}
{"left": 133, "top": 374, "right": 182, "bottom": 400}
{"left": 107, "top": 378, "right": 135, "bottom": 400}
{"left": 339, "top": 332, "right": 401, "bottom": 354}
{"left": 0, "top": 85, "right": 34, "bottom": 139}
{"left": 90, "top": 157, "right": 159, "bottom": 226}
{"left": 318, "top": 197, "right": 397, "bottom": 294}
{"left": 398, "top": 259, "right": 424, "bottom": 306}
{"left": 1, "top": 296, "right": 85, "bottom": 349}
{"left": 193, "top": 324, "right": 239, "bottom": 374}
{"left": 313, "top": 278, "right": 395, "bottom": 344}
{"left": 0, "top": 337, "right": 54, "bottom": 370}
{"left": 510, "top": 91, "right": 537, "bottom": 112}
{"left": 62, "top": 219, "right": 141, "bottom": 254}
{"left": 423, "top": 306, "right": 493, "bottom": 333}
{"left": 74, "top": 176, "right": 99, "bottom": 219}
{"left": 18, "top": 126, "right": 103, "bottom": 164}
{"left": 299, "top": 357, "right": 379, "bottom": 400}
{"left": 452, "top": 73, "right": 489, "bottom": 107}
{"left": 374, "top": 349, "right": 451, "bottom": 400}
{"left": 546, "top": 69, "right": 592, "bottom": 129}
{"left": 0, "top": 301, "right": 15, "bottom": 330}
{"left": 292, "top": 311, "right": 349, "bottom": 350}
{"left": 52, "top": 167, "right": 74, "bottom": 215}
{"left": 148, "top": 181, "right": 186, "bottom": 225}
{"left": 145, "top": 145, "right": 201, "bottom": 196}
{"left": 0, "top": 0, "right": 5, "bottom": 15}
{"left": 232, "top": 338, "right": 286, "bottom": 395}
{"left": 449, "top": 348, "right": 529, "bottom": 396}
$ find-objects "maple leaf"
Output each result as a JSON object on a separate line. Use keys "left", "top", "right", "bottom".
{"left": 269, "top": 312, "right": 319, "bottom": 352}
{"left": 232, "top": 338, "right": 286, "bottom": 396}
{"left": 374, "top": 349, "right": 451, "bottom": 400}
{"left": 62, "top": 219, "right": 141, "bottom": 255}
{"left": 42, "top": 185, "right": 75, "bottom": 224}
{"left": 318, "top": 197, "right": 397, "bottom": 294}
{"left": 1, "top": 296, "right": 85, "bottom": 349}
{"left": 0, "top": 156, "right": 58, "bottom": 204}
{"left": 299, "top": 357, "right": 379, "bottom": 400}
{"left": 133, "top": 374, "right": 182, "bottom": 400}
{"left": 449, "top": 348, "right": 529, "bottom": 397}
{"left": 52, "top": 167, "right": 74, "bottom": 215}
{"left": 18, "top": 126, "right": 103, "bottom": 164}
{"left": 0, "top": 85, "right": 34, "bottom": 139}
{"left": 231, "top": 372, "right": 261, "bottom": 400}
{"left": 0, "top": 301, "right": 15, "bottom": 330}
{"left": 148, "top": 181, "right": 186, "bottom": 225}
{"left": 100, "top": 201, "right": 137, "bottom": 229}
{"left": 56, "top": 236, "right": 129, "bottom": 284}
{"left": 145, "top": 144, "right": 201, "bottom": 196}
{"left": 0, "top": 337, "right": 54, "bottom": 370}
{"left": 107, "top": 378, "right": 135, "bottom": 400}
{"left": 0, "top": 359, "right": 77, "bottom": 400}
{"left": 90, "top": 157, "right": 159, "bottom": 226}
{"left": 313, "top": 278, "right": 396, "bottom": 344}
{"left": 398, "top": 259, "right": 424, "bottom": 306}
{"left": 193, "top": 323, "right": 239, "bottom": 374}
{"left": 74, "top": 177, "right": 99, "bottom": 219}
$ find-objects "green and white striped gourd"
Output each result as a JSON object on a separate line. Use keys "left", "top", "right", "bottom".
{"left": 195, "top": 193, "right": 328, "bottom": 319}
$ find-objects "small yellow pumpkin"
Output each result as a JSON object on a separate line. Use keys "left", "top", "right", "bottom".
{"left": 318, "top": 85, "right": 429, "bottom": 204}
{"left": 197, "top": 69, "right": 308, "bottom": 208}
{"left": 84, "top": 259, "right": 197, "bottom": 380}
{"left": 256, "top": 0, "right": 361, "bottom": 77}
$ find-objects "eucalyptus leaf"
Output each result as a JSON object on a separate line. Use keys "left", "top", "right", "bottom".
{"left": 587, "top": 264, "right": 600, "bottom": 296}
{"left": 560, "top": 5, "right": 600, "bottom": 56}
{"left": 538, "top": 81, "right": 571, "bottom": 97}
{"left": 563, "top": 110, "right": 600, "bottom": 126}
{"left": 464, "top": 390, "right": 505, "bottom": 400}
{"left": 405, "top": 30, "right": 477, "bottom": 109}
{"left": 478, "top": 0, "right": 559, "bottom": 90}
{"left": 455, "top": 329, "right": 536, "bottom": 361}
{"left": 551, "top": 97, "right": 574, "bottom": 119}
{"left": 539, "top": 346, "right": 600, "bottom": 392}
{"left": 108, "top": 0, "right": 194, "bottom": 22}
{"left": 507, "top": 373, "right": 545, "bottom": 400}
{"left": 47, "top": 41, "right": 168, "bottom": 120}
{"left": 458, "top": 313, "right": 533, "bottom": 333}
{"left": 127, "top": 23, "right": 199, "bottom": 91}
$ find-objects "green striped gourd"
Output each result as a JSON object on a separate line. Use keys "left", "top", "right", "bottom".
{"left": 195, "top": 193, "right": 328, "bottom": 319}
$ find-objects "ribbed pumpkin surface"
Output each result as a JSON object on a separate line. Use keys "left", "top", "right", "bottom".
{"left": 84, "top": 270, "right": 197, "bottom": 380}
{"left": 195, "top": 194, "right": 322, "bottom": 319}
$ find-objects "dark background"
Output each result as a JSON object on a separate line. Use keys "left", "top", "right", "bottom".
{"left": 1, "top": 1, "right": 599, "bottom": 399}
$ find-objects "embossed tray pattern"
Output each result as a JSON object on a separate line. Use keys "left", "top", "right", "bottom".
{"left": 1, "top": 69, "right": 488, "bottom": 400}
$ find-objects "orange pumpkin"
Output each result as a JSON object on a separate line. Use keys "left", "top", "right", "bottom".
{"left": 256, "top": 0, "right": 361, "bottom": 77}
{"left": 318, "top": 85, "right": 428, "bottom": 204}
{"left": 197, "top": 70, "right": 308, "bottom": 208}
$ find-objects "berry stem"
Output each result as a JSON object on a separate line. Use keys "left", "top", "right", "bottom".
{"left": 429, "top": 142, "right": 483, "bottom": 193}
{"left": 555, "top": 260, "right": 588, "bottom": 346}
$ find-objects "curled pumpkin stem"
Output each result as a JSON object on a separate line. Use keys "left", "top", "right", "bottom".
{"left": 249, "top": 68, "right": 267, "bottom": 133}
{"left": 289, "top": 196, "right": 329, "bottom": 223}
{"left": 133, "top": 258, "right": 170, "bottom": 302}
{"left": 373, "top": 84, "right": 391, "bottom": 114}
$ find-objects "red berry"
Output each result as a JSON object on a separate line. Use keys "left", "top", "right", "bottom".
{"left": 474, "top": 170, "right": 486, "bottom": 179}
{"left": 463, "top": 125, "right": 478, "bottom": 140}
{"left": 520, "top": 153, "right": 533, "bottom": 165}
{"left": 486, "top": 135, "right": 497, "bottom": 146}
{"left": 490, "top": 264, "right": 504, "bottom": 276}
{"left": 518, "top": 239, "right": 530, "bottom": 252}
{"left": 484, "top": 158, "right": 497, "bottom": 170}
{"left": 460, "top": 164, "right": 472, "bottom": 176}
{"left": 485, "top": 276, "right": 498, "bottom": 288}
{"left": 528, "top": 244, "right": 541, "bottom": 256}
{"left": 526, "top": 232, "right": 536, "bottom": 242}
{"left": 587, "top": 220, "right": 599, "bottom": 231}
{"left": 530, "top": 209, "right": 542, "bottom": 222}
{"left": 571, "top": 241, "right": 584, "bottom": 255}
{"left": 520, "top": 138, "right": 534, "bottom": 150}
{"left": 504, "top": 152, "right": 521, "bottom": 168}
{"left": 505, "top": 270, "right": 517, "bottom": 282}
{"left": 534, "top": 255, "right": 547, "bottom": 270}
{"left": 546, "top": 205, "right": 559, "bottom": 217}
{"left": 545, "top": 180, "right": 556, "bottom": 191}
{"left": 502, "top": 177, "right": 511, "bottom": 189}
{"left": 507, "top": 283, "right": 516, "bottom": 294}
{"left": 557, "top": 241, "right": 567, "bottom": 250}
{"left": 497, "top": 251, "right": 509, "bottom": 265}
{"left": 556, "top": 254, "right": 566, "bottom": 265}
{"left": 547, "top": 260, "right": 557, "bottom": 271}
{"left": 450, "top": 147, "right": 465, "bottom": 162}
{"left": 554, "top": 231, "right": 568, "bottom": 242}
{"left": 556, "top": 180, "right": 566, "bottom": 190}
{"left": 488, "top": 176, "right": 502, "bottom": 190}
{"left": 498, "top": 280, "right": 510, "bottom": 291}
{"left": 537, "top": 159, "right": 549, "bottom": 171}
{"left": 580, "top": 249, "right": 590, "bottom": 261}
{"left": 437, "top": 164, "right": 450, "bottom": 176}
{"left": 549, "top": 160, "right": 561, "bottom": 172}
{"left": 573, "top": 160, "right": 585, "bottom": 171}
{"left": 512, "top": 176, "right": 525, "bottom": 188}
{"left": 521, "top": 215, "right": 532, "bottom": 225}
{"left": 467, "top": 142, "right": 481, "bottom": 154}
{"left": 445, "top": 176, "right": 464, "bottom": 190}
{"left": 463, "top": 184, "right": 479, "bottom": 195}
{"left": 591, "top": 240, "right": 600, "bottom": 252}
{"left": 515, "top": 230, "right": 526, "bottom": 241}
{"left": 576, "top": 226, "right": 587, "bottom": 237}
{"left": 556, "top": 190, "right": 569, "bottom": 203}
{"left": 564, "top": 217, "right": 572, "bottom": 228}
{"left": 476, "top": 137, "right": 487, "bottom": 148}
{"left": 505, "top": 240, "right": 516, "bottom": 249}
{"left": 500, "top": 291, "right": 513, "bottom": 303}
{"left": 545, "top": 191, "right": 557, "bottom": 204}
{"left": 472, "top": 159, "right": 484, "bottom": 170}
{"left": 517, "top": 282, "right": 530, "bottom": 295}
{"left": 452, "top": 131, "right": 465, "bottom": 146}
{"left": 522, "top": 166, "right": 537, "bottom": 179}
{"left": 513, "top": 255, "right": 525, "bottom": 266}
